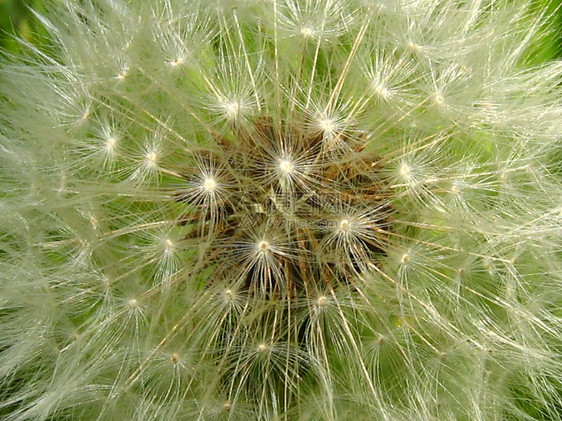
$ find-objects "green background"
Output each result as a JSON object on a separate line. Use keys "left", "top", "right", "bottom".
{"left": 1, "top": 0, "right": 561, "bottom": 63}
{"left": 0, "top": 0, "right": 47, "bottom": 52}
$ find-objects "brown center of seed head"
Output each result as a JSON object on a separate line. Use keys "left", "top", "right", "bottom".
{"left": 176, "top": 116, "right": 393, "bottom": 296}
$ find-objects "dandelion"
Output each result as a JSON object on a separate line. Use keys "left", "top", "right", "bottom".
{"left": 0, "top": 0, "right": 561, "bottom": 420}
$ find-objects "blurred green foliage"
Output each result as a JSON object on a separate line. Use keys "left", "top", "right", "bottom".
{"left": 527, "top": 0, "right": 562, "bottom": 62}
{"left": 0, "top": 0, "right": 47, "bottom": 52}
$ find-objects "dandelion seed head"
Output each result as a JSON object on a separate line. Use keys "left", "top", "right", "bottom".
{"left": 202, "top": 177, "right": 217, "bottom": 193}
{"left": 317, "top": 118, "right": 336, "bottom": 134}
{"left": 145, "top": 151, "right": 158, "bottom": 167}
{"left": 222, "top": 100, "right": 241, "bottom": 121}
{"left": 257, "top": 240, "right": 270, "bottom": 253}
{"left": 278, "top": 158, "right": 294, "bottom": 175}
{"left": 339, "top": 218, "right": 351, "bottom": 232}
{"left": 163, "top": 238, "right": 174, "bottom": 252}
{"left": 104, "top": 136, "right": 117, "bottom": 151}
{"left": 372, "top": 83, "right": 393, "bottom": 100}
{"left": 317, "top": 296, "right": 328, "bottom": 307}
{"left": 300, "top": 26, "right": 315, "bottom": 38}
{"left": 433, "top": 93, "right": 445, "bottom": 106}
{"left": 1, "top": 1, "right": 560, "bottom": 420}
{"left": 400, "top": 163, "right": 411, "bottom": 178}
{"left": 223, "top": 289, "right": 234, "bottom": 302}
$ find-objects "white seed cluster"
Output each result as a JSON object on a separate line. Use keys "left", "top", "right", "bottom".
{"left": 0, "top": 1, "right": 561, "bottom": 420}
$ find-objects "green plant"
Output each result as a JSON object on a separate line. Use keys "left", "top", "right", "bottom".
{"left": 1, "top": 0, "right": 561, "bottom": 420}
